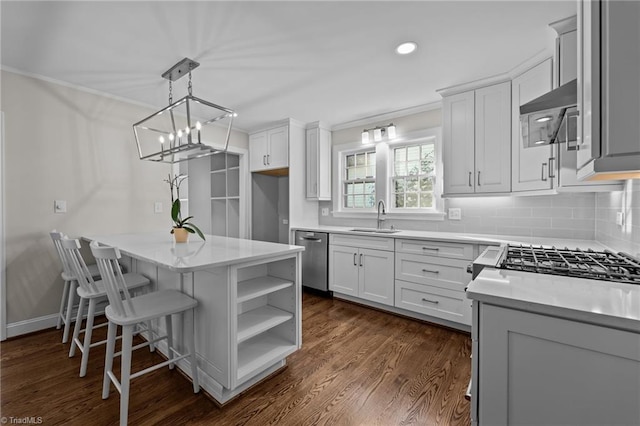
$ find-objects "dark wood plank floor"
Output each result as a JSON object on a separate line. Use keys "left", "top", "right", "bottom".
{"left": 1, "top": 292, "right": 471, "bottom": 425}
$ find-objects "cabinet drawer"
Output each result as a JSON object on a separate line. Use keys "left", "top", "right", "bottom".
{"left": 330, "top": 234, "right": 394, "bottom": 251}
{"left": 395, "top": 280, "right": 471, "bottom": 325}
{"left": 395, "top": 253, "right": 471, "bottom": 291}
{"left": 395, "top": 239, "right": 475, "bottom": 260}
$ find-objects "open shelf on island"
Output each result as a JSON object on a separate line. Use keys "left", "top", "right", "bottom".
{"left": 237, "top": 331, "right": 297, "bottom": 384}
{"left": 237, "top": 306, "right": 293, "bottom": 343}
{"left": 237, "top": 276, "right": 293, "bottom": 303}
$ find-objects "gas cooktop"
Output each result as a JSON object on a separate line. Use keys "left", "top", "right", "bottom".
{"left": 500, "top": 244, "right": 640, "bottom": 285}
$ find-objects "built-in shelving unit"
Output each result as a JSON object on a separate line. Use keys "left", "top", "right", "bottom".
{"left": 210, "top": 152, "right": 240, "bottom": 237}
{"left": 235, "top": 258, "right": 298, "bottom": 386}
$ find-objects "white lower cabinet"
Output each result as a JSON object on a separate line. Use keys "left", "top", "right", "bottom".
{"left": 329, "top": 235, "right": 394, "bottom": 306}
{"left": 476, "top": 303, "right": 640, "bottom": 425}
{"left": 395, "top": 281, "right": 471, "bottom": 325}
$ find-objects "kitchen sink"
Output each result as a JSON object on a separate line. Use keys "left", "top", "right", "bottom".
{"left": 350, "top": 228, "right": 400, "bottom": 234}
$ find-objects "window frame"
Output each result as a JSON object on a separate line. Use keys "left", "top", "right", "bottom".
{"left": 332, "top": 128, "right": 444, "bottom": 220}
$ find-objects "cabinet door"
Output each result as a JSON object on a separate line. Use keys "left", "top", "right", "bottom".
{"left": 443, "top": 91, "right": 475, "bottom": 195}
{"left": 576, "top": 0, "right": 600, "bottom": 171}
{"left": 474, "top": 82, "right": 511, "bottom": 193}
{"left": 267, "top": 126, "right": 289, "bottom": 169}
{"left": 511, "top": 58, "right": 555, "bottom": 192}
{"left": 358, "top": 248, "right": 394, "bottom": 306}
{"left": 328, "top": 245, "right": 359, "bottom": 296}
{"left": 249, "top": 131, "right": 268, "bottom": 172}
{"left": 305, "top": 127, "right": 319, "bottom": 199}
{"left": 479, "top": 304, "right": 640, "bottom": 425}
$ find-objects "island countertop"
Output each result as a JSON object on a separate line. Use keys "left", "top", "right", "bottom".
{"left": 83, "top": 232, "right": 304, "bottom": 273}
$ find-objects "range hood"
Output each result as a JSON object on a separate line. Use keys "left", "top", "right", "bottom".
{"left": 520, "top": 79, "right": 578, "bottom": 148}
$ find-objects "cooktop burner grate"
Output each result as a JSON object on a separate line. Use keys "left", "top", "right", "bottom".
{"left": 500, "top": 245, "right": 640, "bottom": 284}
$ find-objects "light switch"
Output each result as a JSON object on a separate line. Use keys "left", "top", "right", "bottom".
{"left": 54, "top": 200, "right": 67, "bottom": 213}
{"left": 154, "top": 202, "right": 163, "bottom": 214}
{"left": 616, "top": 211, "right": 624, "bottom": 226}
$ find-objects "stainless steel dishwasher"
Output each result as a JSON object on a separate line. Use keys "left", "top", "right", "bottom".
{"left": 295, "top": 230, "right": 329, "bottom": 292}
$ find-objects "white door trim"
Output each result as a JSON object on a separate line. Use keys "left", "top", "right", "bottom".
{"left": 1, "top": 111, "right": 6, "bottom": 341}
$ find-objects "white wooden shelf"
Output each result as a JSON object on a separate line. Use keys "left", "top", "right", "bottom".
{"left": 237, "top": 276, "right": 293, "bottom": 303}
{"left": 237, "top": 306, "right": 293, "bottom": 343}
{"left": 237, "top": 332, "right": 297, "bottom": 383}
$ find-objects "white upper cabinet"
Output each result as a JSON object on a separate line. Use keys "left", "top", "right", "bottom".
{"left": 305, "top": 123, "right": 331, "bottom": 200}
{"left": 511, "top": 58, "right": 556, "bottom": 193}
{"left": 442, "top": 82, "right": 511, "bottom": 196}
{"left": 577, "top": 0, "right": 640, "bottom": 181}
{"left": 250, "top": 125, "right": 289, "bottom": 172}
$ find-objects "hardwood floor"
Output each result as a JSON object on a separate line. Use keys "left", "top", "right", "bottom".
{"left": 1, "top": 292, "right": 472, "bottom": 425}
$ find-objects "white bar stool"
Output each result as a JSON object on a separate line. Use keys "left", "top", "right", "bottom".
{"left": 90, "top": 241, "right": 200, "bottom": 426}
{"left": 61, "top": 238, "right": 152, "bottom": 378}
{"left": 50, "top": 230, "right": 101, "bottom": 343}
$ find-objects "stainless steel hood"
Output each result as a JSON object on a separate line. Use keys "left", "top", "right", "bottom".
{"left": 520, "top": 79, "right": 578, "bottom": 148}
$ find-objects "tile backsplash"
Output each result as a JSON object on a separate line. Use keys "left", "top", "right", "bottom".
{"left": 319, "top": 192, "right": 597, "bottom": 240}
{"left": 595, "top": 180, "right": 640, "bottom": 258}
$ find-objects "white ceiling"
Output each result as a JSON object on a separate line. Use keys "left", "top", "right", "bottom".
{"left": 1, "top": 1, "right": 576, "bottom": 132}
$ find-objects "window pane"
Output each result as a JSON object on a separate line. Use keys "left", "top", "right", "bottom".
{"left": 365, "top": 182, "right": 375, "bottom": 194}
{"left": 347, "top": 168, "right": 355, "bottom": 180}
{"left": 354, "top": 182, "right": 364, "bottom": 194}
{"left": 407, "top": 161, "right": 420, "bottom": 175}
{"left": 406, "top": 177, "right": 418, "bottom": 192}
{"left": 355, "top": 166, "right": 366, "bottom": 179}
{"left": 420, "top": 177, "right": 433, "bottom": 192}
{"left": 406, "top": 193, "right": 418, "bottom": 207}
{"left": 420, "top": 192, "right": 433, "bottom": 208}
{"left": 394, "top": 147, "right": 406, "bottom": 162}
{"left": 395, "top": 194, "right": 405, "bottom": 208}
{"left": 345, "top": 183, "right": 353, "bottom": 194}
{"left": 407, "top": 145, "right": 420, "bottom": 161}
{"left": 356, "top": 153, "right": 366, "bottom": 166}
{"left": 394, "top": 178, "right": 405, "bottom": 193}
{"left": 347, "top": 155, "right": 355, "bottom": 167}
{"left": 421, "top": 145, "right": 435, "bottom": 174}
{"left": 395, "top": 162, "right": 406, "bottom": 176}
{"left": 366, "top": 165, "right": 375, "bottom": 178}
{"left": 367, "top": 152, "right": 376, "bottom": 165}
{"left": 354, "top": 195, "right": 364, "bottom": 208}
{"left": 365, "top": 195, "right": 375, "bottom": 208}
{"left": 345, "top": 196, "right": 353, "bottom": 208}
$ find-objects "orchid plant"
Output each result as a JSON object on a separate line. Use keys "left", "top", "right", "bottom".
{"left": 165, "top": 173, "right": 205, "bottom": 240}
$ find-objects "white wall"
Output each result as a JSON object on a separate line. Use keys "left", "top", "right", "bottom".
{"left": 1, "top": 70, "right": 248, "bottom": 328}
{"left": 596, "top": 180, "right": 640, "bottom": 258}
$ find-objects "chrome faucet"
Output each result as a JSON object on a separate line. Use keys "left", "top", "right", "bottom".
{"left": 376, "top": 200, "right": 386, "bottom": 230}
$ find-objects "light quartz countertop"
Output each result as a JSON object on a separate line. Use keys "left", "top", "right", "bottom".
{"left": 292, "top": 225, "right": 609, "bottom": 251}
{"left": 467, "top": 269, "right": 640, "bottom": 332}
{"left": 83, "top": 232, "right": 304, "bottom": 273}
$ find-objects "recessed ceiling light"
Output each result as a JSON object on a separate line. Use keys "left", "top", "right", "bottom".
{"left": 396, "top": 41, "right": 417, "bottom": 55}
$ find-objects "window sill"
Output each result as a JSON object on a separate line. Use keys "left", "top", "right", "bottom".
{"left": 331, "top": 210, "right": 446, "bottom": 221}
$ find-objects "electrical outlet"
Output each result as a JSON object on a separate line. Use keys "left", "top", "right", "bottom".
{"left": 616, "top": 211, "right": 624, "bottom": 226}
{"left": 321, "top": 208, "right": 329, "bottom": 216}
{"left": 283, "top": 219, "right": 289, "bottom": 225}
{"left": 154, "top": 202, "right": 163, "bottom": 214}
{"left": 54, "top": 200, "right": 67, "bottom": 213}
{"left": 448, "top": 208, "right": 462, "bottom": 220}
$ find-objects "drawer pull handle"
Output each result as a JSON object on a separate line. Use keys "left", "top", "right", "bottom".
{"left": 422, "top": 298, "right": 439, "bottom": 304}
{"left": 421, "top": 269, "right": 440, "bottom": 274}
{"left": 422, "top": 247, "right": 439, "bottom": 251}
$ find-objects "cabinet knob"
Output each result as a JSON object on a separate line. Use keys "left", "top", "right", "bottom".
{"left": 468, "top": 171, "right": 473, "bottom": 187}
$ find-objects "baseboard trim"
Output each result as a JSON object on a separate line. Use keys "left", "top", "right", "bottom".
{"left": 6, "top": 305, "right": 108, "bottom": 339}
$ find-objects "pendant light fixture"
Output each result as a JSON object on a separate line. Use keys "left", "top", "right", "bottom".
{"left": 133, "top": 58, "right": 236, "bottom": 163}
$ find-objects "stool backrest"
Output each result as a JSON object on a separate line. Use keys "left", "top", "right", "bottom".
{"left": 89, "top": 241, "right": 135, "bottom": 318}
{"left": 50, "top": 230, "right": 73, "bottom": 276}
{"left": 60, "top": 238, "right": 101, "bottom": 296}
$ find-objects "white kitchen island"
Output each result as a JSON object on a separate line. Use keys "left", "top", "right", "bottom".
{"left": 83, "top": 232, "right": 304, "bottom": 404}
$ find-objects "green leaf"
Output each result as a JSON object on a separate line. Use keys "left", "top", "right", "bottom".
{"left": 171, "top": 199, "right": 181, "bottom": 223}
{"left": 182, "top": 226, "right": 196, "bottom": 234}
{"left": 188, "top": 223, "right": 206, "bottom": 241}
{"left": 181, "top": 216, "right": 194, "bottom": 223}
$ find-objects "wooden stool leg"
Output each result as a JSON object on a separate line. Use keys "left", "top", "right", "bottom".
{"left": 57, "top": 280, "right": 70, "bottom": 330}
{"left": 102, "top": 321, "right": 117, "bottom": 399}
{"left": 166, "top": 315, "right": 174, "bottom": 369}
{"left": 62, "top": 281, "right": 77, "bottom": 344}
{"left": 79, "top": 298, "right": 97, "bottom": 377}
{"left": 186, "top": 309, "right": 199, "bottom": 393}
{"left": 119, "top": 325, "right": 134, "bottom": 426}
{"left": 146, "top": 321, "right": 155, "bottom": 352}
{"left": 69, "top": 297, "right": 86, "bottom": 357}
